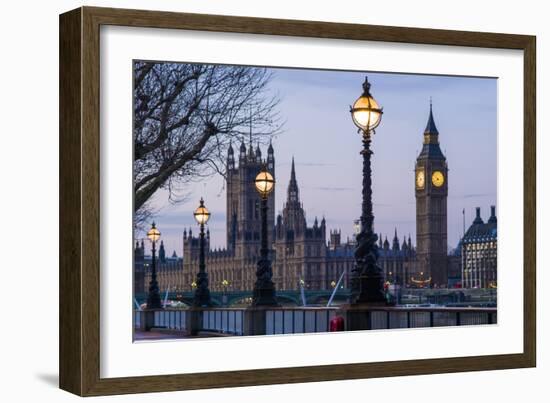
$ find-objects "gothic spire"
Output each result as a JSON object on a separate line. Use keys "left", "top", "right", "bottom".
{"left": 425, "top": 99, "right": 439, "bottom": 135}
{"left": 159, "top": 240, "right": 166, "bottom": 263}
{"left": 418, "top": 100, "right": 445, "bottom": 160}
{"left": 287, "top": 157, "right": 300, "bottom": 203}
{"left": 255, "top": 141, "right": 262, "bottom": 160}
{"left": 227, "top": 140, "right": 235, "bottom": 169}
{"left": 239, "top": 138, "right": 246, "bottom": 160}
{"left": 392, "top": 228, "right": 400, "bottom": 251}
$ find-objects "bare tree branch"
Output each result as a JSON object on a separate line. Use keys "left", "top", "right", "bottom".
{"left": 133, "top": 61, "right": 282, "bottom": 217}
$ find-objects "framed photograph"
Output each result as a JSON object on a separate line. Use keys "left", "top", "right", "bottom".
{"left": 59, "top": 6, "right": 536, "bottom": 396}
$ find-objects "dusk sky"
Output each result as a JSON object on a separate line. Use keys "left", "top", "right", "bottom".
{"left": 137, "top": 67, "right": 497, "bottom": 257}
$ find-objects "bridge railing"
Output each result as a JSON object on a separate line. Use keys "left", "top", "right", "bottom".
{"left": 202, "top": 309, "right": 245, "bottom": 335}
{"left": 264, "top": 308, "right": 339, "bottom": 334}
{"left": 134, "top": 309, "right": 188, "bottom": 332}
{"left": 134, "top": 306, "right": 496, "bottom": 337}
{"left": 356, "top": 307, "right": 497, "bottom": 329}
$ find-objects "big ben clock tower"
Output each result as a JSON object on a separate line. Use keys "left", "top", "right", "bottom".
{"left": 415, "top": 102, "right": 448, "bottom": 287}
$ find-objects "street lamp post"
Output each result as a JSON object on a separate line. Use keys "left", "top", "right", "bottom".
{"left": 192, "top": 198, "right": 212, "bottom": 307}
{"left": 349, "top": 76, "right": 386, "bottom": 305}
{"left": 252, "top": 168, "right": 278, "bottom": 306}
{"left": 146, "top": 222, "right": 162, "bottom": 310}
{"left": 222, "top": 279, "right": 229, "bottom": 307}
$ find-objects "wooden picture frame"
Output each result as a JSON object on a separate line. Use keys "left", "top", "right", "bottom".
{"left": 59, "top": 6, "right": 536, "bottom": 396}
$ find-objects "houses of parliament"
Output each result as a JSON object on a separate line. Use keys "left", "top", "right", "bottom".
{"left": 135, "top": 105, "right": 496, "bottom": 294}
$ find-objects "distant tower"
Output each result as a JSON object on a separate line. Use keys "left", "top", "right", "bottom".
{"left": 415, "top": 101, "right": 448, "bottom": 286}
{"left": 159, "top": 240, "right": 166, "bottom": 263}
{"left": 274, "top": 158, "right": 327, "bottom": 289}
{"left": 226, "top": 137, "right": 275, "bottom": 258}
{"left": 281, "top": 158, "right": 307, "bottom": 235}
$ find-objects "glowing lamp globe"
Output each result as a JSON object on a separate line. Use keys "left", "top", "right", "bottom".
{"left": 255, "top": 170, "right": 275, "bottom": 197}
{"left": 193, "top": 198, "right": 211, "bottom": 225}
{"left": 146, "top": 222, "right": 161, "bottom": 243}
{"left": 350, "top": 76, "right": 383, "bottom": 132}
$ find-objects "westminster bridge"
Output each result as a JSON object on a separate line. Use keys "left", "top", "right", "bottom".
{"left": 135, "top": 288, "right": 350, "bottom": 307}
{"left": 135, "top": 287, "right": 496, "bottom": 308}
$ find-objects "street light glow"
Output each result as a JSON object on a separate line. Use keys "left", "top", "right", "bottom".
{"left": 193, "top": 197, "right": 211, "bottom": 225}
{"left": 254, "top": 169, "right": 275, "bottom": 197}
{"left": 146, "top": 222, "right": 161, "bottom": 243}
{"left": 350, "top": 76, "right": 383, "bottom": 132}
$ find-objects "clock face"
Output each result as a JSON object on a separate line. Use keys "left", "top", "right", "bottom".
{"left": 432, "top": 170, "right": 445, "bottom": 187}
{"left": 416, "top": 170, "right": 425, "bottom": 189}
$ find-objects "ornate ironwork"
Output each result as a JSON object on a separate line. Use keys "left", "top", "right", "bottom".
{"left": 193, "top": 222, "right": 212, "bottom": 307}
{"left": 252, "top": 196, "right": 278, "bottom": 306}
{"left": 146, "top": 239, "right": 162, "bottom": 309}
{"left": 351, "top": 134, "right": 386, "bottom": 304}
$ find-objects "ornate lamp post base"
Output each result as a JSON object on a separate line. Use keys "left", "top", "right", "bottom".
{"left": 251, "top": 290, "right": 278, "bottom": 306}
{"left": 193, "top": 273, "right": 212, "bottom": 307}
{"left": 146, "top": 290, "right": 162, "bottom": 310}
{"left": 252, "top": 258, "right": 279, "bottom": 306}
{"left": 351, "top": 229, "right": 386, "bottom": 305}
{"left": 352, "top": 274, "right": 386, "bottom": 305}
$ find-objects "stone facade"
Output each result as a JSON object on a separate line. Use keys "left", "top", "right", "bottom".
{"left": 135, "top": 106, "right": 497, "bottom": 295}
{"left": 461, "top": 206, "right": 498, "bottom": 288}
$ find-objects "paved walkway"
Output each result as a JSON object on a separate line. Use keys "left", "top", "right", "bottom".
{"left": 134, "top": 330, "right": 189, "bottom": 341}
{"left": 134, "top": 329, "right": 232, "bottom": 341}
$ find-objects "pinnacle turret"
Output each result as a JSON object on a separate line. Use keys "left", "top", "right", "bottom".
{"left": 255, "top": 142, "right": 262, "bottom": 160}
{"left": 425, "top": 99, "right": 439, "bottom": 135}
{"left": 392, "top": 228, "right": 400, "bottom": 251}
{"left": 287, "top": 157, "right": 300, "bottom": 203}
